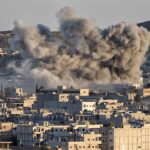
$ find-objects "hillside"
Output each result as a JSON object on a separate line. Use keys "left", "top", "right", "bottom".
{"left": 138, "top": 21, "right": 150, "bottom": 32}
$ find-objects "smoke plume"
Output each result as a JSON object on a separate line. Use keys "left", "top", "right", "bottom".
{"left": 9, "top": 7, "right": 150, "bottom": 88}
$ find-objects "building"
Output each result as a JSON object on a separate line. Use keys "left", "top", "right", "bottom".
{"left": 44, "top": 123, "right": 103, "bottom": 150}
{"left": 36, "top": 86, "right": 90, "bottom": 109}
{"left": 0, "top": 99, "right": 7, "bottom": 117}
{"left": 109, "top": 124, "right": 150, "bottom": 150}
{"left": 0, "top": 141, "right": 12, "bottom": 150}
{"left": 4, "top": 87, "right": 27, "bottom": 98}
{"left": 0, "top": 48, "right": 7, "bottom": 57}
{"left": 17, "top": 123, "right": 50, "bottom": 147}
{"left": 23, "top": 94, "right": 36, "bottom": 108}
{"left": 67, "top": 133, "right": 101, "bottom": 150}
{"left": 0, "top": 122, "right": 15, "bottom": 141}
{"left": 143, "top": 88, "right": 150, "bottom": 97}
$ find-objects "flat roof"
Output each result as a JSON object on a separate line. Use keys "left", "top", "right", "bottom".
{"left": 0, "top": 141, "right": 12, "bottom": 144}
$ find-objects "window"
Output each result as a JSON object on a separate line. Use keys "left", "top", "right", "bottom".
{"left": 109, "top": 139, "right": 113, "bottom": 142}
{"left": 36, "top": 127, "right": 40, "bottom": 132}
{"left": 37, "top": 134, "right": 40, "bottom": 139}
{"left": 51, "top": 128, "right": 54, "bottom": 132}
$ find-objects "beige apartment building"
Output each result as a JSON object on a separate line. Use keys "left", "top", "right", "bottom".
{"left": 80, "top": 89, "right": 89, "bottom": 96}
{"left": 109, "top": 124, "right": 150, "bottom": 150}
{"left": 17, "top": 123, "right": 150, "bottom": 150}
{"left": 23, "top": 94, "right": 36, "bottom": 108}
{"left": 17, "top": 123, "right": 106, "bottom": 149}
{"left": 67, "top": 133, "right": 101, "bottom": 150}
{"left": 143, "top": 88, "right": 150, "bottom": 97}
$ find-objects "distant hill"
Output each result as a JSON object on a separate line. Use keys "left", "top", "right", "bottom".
{"left": 0, "top": 30, "right": 12, "bottom": 34}
{"left": 0, "top": 21, "right": 149, "bottom": 49}
{"left": 138, "top": 21, "right": 150, "bottom": 32}
{"left": 0, "top": 30, "right": 61, "bottom": 49}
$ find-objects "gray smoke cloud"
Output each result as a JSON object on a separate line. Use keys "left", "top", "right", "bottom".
{"left": 37, "top": 24, "right": 52, "bottom": 41}
{"left": 9, "top": 7, "right": 150, "bottom": 88}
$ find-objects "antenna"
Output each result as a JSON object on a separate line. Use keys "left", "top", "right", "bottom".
{"left": 0, "top": 84, "right": 3, "bottom": 95}
{"left": 35, "top": 84, "right": 38, "bottom": 93}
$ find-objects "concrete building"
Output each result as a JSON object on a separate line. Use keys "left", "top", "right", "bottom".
{"left": 0, "top": 99, "right": 7, "bottom": 117}
{"left": 0, "top": 141, "right": 12, "bottom": 150}
{"left": 67, "top": 133, "right": 101, "bottom": 150}
{"left": 44, "top": 123, "right": 103, "bottom": 150}
{"left": 0, "top": 122, "right": 15, "bottom": 141}
{"left": 43, "top": 98, "right": 96, "bottom": 115}
{"left": 23, "top": 94, "right": 36, "bottom": 108}
{"left": 36, "top": 86, "right": 90, "bottom": 109}
{"left": 4, "top": 87, "right": 27, "bottom": 98}
{"left": 143, "top": 88, "right": 150, "bottom": 97}
{"left": 98, "top": 99, "right": 123, "bottom": 112}
{"left": 109, "top": 124, "right": 150, "bottom": 150}
{"left": 0, "top": 48, "right": 7, "bottom": 57}
{"left": 16, "top": 123, "right": 105, "bottom": 149}
{"left": 17, "top": 124, "right": 48, "bottom": 147}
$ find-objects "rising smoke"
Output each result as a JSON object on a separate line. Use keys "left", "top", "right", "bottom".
{"left": 9, "top": 7, "right": 150, "bottom": 88}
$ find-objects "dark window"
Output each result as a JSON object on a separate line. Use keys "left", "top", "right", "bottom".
{"left": 109, "top": 139, "right": 113, "bottom": 142}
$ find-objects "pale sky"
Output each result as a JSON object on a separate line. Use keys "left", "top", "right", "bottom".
{"left": 0, "top": 0, "right": 149, "bottom": 31}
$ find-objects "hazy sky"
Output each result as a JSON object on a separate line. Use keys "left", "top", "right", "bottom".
{"left": 0, "top": 0, "right": 149, "bottom": 31}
